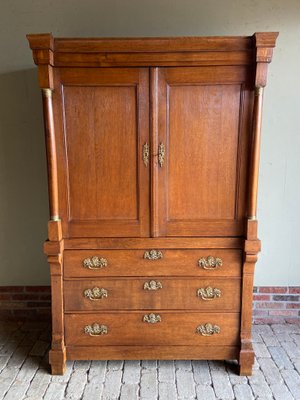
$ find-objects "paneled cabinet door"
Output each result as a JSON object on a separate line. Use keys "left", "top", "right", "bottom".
{"left": 55, "top": 68, "right": 150, "bottom": 237}
{"left": 151, "top": 67, "right": 253, "bottom": 237}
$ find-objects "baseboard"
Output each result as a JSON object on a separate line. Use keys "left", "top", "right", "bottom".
{"left": 253, "top": 286, "right": 300, "bottom": 324}
{"left": 0, "top": 286, "right": 51, "bottom": 321}
{"left": 0, "top": 286, "right": 299, "bottom": 323}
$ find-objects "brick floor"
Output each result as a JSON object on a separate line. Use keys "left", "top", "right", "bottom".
{"left": 0, "top": 322, "right": 299, "bottom": 399}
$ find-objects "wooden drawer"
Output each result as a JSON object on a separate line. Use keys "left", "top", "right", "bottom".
{"left": 64, "top": 249, "right": 242, "bottom": 278}
{"left": 65, "top": 312, "right": 240, "bottom": 346}
{"left": 64, "top": 278, "right": 241, "bottom": 311}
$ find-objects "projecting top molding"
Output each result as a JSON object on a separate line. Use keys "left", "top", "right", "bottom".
{"left": 27, "top": 32, "right": 278, "bottom": 69}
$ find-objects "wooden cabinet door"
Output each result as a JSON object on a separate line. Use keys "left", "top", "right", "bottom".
{"left": 152, "top": 67, "right": 253, "bottom": 237}
{"left": 55, "top": 68, "right": 150, "bottom": 237}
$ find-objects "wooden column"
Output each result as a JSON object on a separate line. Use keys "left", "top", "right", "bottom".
{"left": 247, "top": 31, "right": 279, "bottom": 219}
{"left": 48, "top": 254, "right": 66, "bottom": 375}
{"left": 26, "top": 34, "right": 58, "bottom": 220}
{"left": 42, "top": 85, "right": 65, "bottom": 374}
{"left": 27, "top": 34, "right": 65, "bottom": 374}
{"left": 41, "top": 88, "right": 60, "bottom": 221}
{"left": 239, "top": 32, "right": 278, "bottom": 375}
{"left": 248, "top": 86, "right": 264, "bottom": 219}
{"left": 45, "top": 221, "right": 65, "bottom": 375}
{"left": 240, "top": 220, "right": 261, "bottom": 375}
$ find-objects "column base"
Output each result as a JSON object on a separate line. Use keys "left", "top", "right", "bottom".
{"left": 239, "top": 348, "right": 254, "bottom": 376}
{"left": 49, "top": 347, "right": 66, "bottom": 375}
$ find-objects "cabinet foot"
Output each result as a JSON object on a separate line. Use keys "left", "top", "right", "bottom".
{"left": 49, "top": 348, "right": 66, "bottom": 375}
{"left": 239, "top": 349, "right": 254, "bottom": 376}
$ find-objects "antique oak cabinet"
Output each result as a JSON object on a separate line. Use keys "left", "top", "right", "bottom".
{"left": 27, "top": 32, "right": 278, "bottom": 375}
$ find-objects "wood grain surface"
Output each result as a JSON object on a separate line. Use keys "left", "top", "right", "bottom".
{"left": 64, "top": 277, "right": 241, "bottom": 311}
{"left": 26, "top": 32, "right": 278, "bottom": 376}
{"left": 65, "top": 312, "right": 240, "bottom": 346}
{"left": 63, "top": 249, "right": 242, "bottom": 278}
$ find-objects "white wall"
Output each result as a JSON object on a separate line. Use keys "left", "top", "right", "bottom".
{"left": 0, "top": 0, "right": 299, "bottom": 285}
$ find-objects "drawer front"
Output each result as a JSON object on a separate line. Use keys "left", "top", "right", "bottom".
{"left": 64, "top": 249, "right": 241, "bottom": 278}
{"left": 65, "top": 312, "right": 240, "bottom": 346}
{"left": 64, "top": 278, "right": 241, "bottom": 311}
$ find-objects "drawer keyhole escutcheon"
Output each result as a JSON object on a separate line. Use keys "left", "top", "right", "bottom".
{"left": 84, "top": 323, "right": 108, "bottom": 336}
{"left": 198, "top": 256, "right": 223, "bottom": 270}
{"left": 83, "top": 256, "right": 108, "bottom": 269}
{"left": 158, "top": 143, "right": 165, "bottom": 167}
{"left": 143, "top": 280, "right": 163, "bottom": 291}
{"left": 143, "top": 313, "right": 161, "bottom": 324}
{"left": 142, "top": 142, "right": 150, "bottom": 167}
{"left": 196, "top": 323, "right": 221, "bottom": 336}
{"left": 197, "top": 286, "right": 221, "bottom": 300}
{"left": 144, "top": 250, "right": 163, "bottom": 260}
{"left": 84, "top": 287, "right": 108, "bottom": 300}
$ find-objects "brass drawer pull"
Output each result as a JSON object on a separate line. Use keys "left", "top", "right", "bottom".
{"left": 143, "top": 313, "right": 161, "bottom": 323}
{"left": 196, "top": 323, "right": 221, "bottom": 336}
{"left": 197, "top": 286, "right": 221, "bottom": 301}
{"left": 198, "top": 256, "right": 222, "bottom": 270}
{"left": 84, "top": 323, "right": 108, "bottom": 336}
{"left": 143, "top": 280, "right": 163, "bottom": 291}
{"left": 144, "top": 250, "right": 163, "bottom": 260}
{"left": 143, "top": 142, "right": 150, "bottom": 167}
{"left": 83, "top": 256, "right": 108, "bottom": 269}
{"left": 84, "top": 287, "right": 108, "bottom": 300}
{"left": 158, "top": 143, "right": 165, "bottom": 167}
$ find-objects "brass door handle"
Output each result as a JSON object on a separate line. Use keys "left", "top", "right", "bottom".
{"left": 143, "top": 313, "right": 161, "bottom": 323}
{"left": 142, "top": 142, "right": 149, "bottom": 167}
{"left": 84, "top": 323, "right": 108, "bottom": 336}
{"left": 143, "top": 280, "right": 163, "bottom": 290}
{"left": 197, "top": 286, "right": 221, "bottom": 300}
{"left": 158, "top": 143, "right": 165, "bottom": 167}
{"left": 144, "top": 250, "right": 163, "bottom": 260}
{"left": 84, "top": 287, "right": 108, "bottom": 300}
{"left": 83, "top": 256, "right": 108, "bottom": 269}
{"left": 198, "top": 256, "right": 222, "bottom": 270}
{"left": 196, "top": 323, "right": 220, "bottom": 336}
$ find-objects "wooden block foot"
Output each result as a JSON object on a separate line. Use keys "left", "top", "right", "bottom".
{"left": 239, "top": 349, "right": 254, "bottom": 376}
{"left": 239, "top": 363, "right": 253, "bottom": 376}
{"left": 49, "top": 348, "right": 66, "bottom": 375}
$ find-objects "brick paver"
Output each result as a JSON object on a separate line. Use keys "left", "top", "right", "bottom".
{"left": 0, "top": 322, "right": 299, "bottom": 399}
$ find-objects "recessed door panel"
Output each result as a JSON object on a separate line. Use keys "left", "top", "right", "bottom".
{"left": 64, "top": 85, "right": 138, "bottom": 221}
{"left": 168, "top": 84, "right": 240, "bottom": 220}
{"left": 56, "top": 68, "right": 150, "bottom": 237}
{"left": 152, "top": 67, "right": 252, "bottom": 236}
